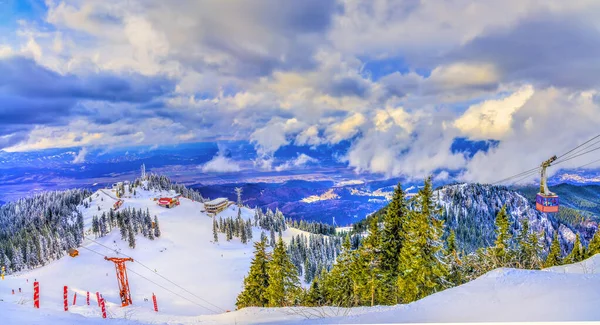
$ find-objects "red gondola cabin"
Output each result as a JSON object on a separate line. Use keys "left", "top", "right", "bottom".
{"left": 535, "top": 194, "right": 558, "bottom": 213}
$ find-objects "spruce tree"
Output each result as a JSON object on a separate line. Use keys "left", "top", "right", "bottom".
{"left": 587, "top": 229, "right": 600, "bottom": 258}
{"left": 127, "top": 222, "right": 136, "bottom": 249}
{"left": 544, "top": 232, "right": 562, "bottom": 267}
{"left": 213, "top": 217, "right": 219, "bottom": 243}
{"left": 565, "top": 234, "right": 583, "bottom": 264}
{"left": 446, "top": 229, "right": 462, "bottom": 286}
{"left": 265, "top": 237, "right": 301, "bottom": 307}
{"left": 321, "top": 235, "right": 355, "bottom": 307}
{"left": 493, "top": 205, "right": 511, "bottom": 266}
{"left": 517, "top": 219, "right": 531, "bottom": 268}
{"left": 379, "top": 181, "right": 407, "bottom": 304}
{"left": 397, "top": 177, "right": 448, "bottom": 303}
{"left": 236, "top": 237, "right": 271, "bottom": 308}
{"left": 153, "top": 216, "right": 161, "bottom": 238}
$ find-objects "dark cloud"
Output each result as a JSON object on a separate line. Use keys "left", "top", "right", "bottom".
{"left": 327, "top": 76, "right": 370, "bottom": 98}
{"left": 450, "top": 14, "right": 600, "bottom": 90}
{"left": 151, "top": 0, "right": 339, "bottom": 78}
{"left": 0, "top": 56, "right": 175, "bottom": 129}
{"left": 0, "top": 56, "right": 175, "bottom": 102}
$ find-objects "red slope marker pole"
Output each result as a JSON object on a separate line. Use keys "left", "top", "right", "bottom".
{"left": 100, "top": 297, "right": 107, "bottom": 319}
{"left": 152, "top": 293, "right": 158, "bottom": 312}
{"left": 33, "top": 282, "right": 39, "bottom": 309}
{"left": 96, "top": 292, "right": 101, "bottom": 307}
{"left": 87, "top": 291, "right": 90, "bottom": 305}
{"left": 73, "top": 292, "right": 77, "bottom": 306}
{"left": 63, "top": 286, "right": 68, "bottom": 311}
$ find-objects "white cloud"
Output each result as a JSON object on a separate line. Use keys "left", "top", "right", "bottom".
{"left": 275, "top": 154, "right": 318, "bottom": 171}
{"left": 200, "top": 154, "right": 241, "bottom": 173}
{"left": 72, "top": 147, "right": 88, "bottom": 164}
{"left": 455, "top": 85, "right": 535, "bottom": 140}
{"left": 461, "top": 87, "right": 600, "bottom": 183}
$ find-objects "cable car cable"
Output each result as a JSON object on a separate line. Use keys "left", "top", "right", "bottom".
{"left": 554, "top": 139, "right": 600, "bottom": 164}
{"left": 556, "top": 133, "right": 600, "bottom": 160}
{"left": 552, "top": 146, "right": 600, "bottom": 167}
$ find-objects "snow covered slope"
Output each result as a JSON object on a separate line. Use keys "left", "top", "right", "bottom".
{"left": 0, "top": 185, "right": 313, "bottom": 323}
{"left": 3, "top": 254, "right": 600, "bottom": 324}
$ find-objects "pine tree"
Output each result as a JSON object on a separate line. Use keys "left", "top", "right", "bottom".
{"left": 305, "top": 271, "right": 325, "bottom": 306}
{"left": 565, "top": 234, "right": 583, "bottom": 264}
{"left": 397, "top": 177, "right": 448, "bottom": 303}
{"left": 527, "top": 229, "right": 544, "bottom": 269}
{"left": 127, "top": 222, "right": 136, "bottom": 249}
{"left": 241, "top": 221, "right": 248, "bottom": 244}
{"left": 213, "top": 217, "right": 219, "bottom": 243}
{"left": 270, "top": 229, "right": 276, "bottom": 248}
{"left": 236, "top": 237, "right": 271, "bottom": 308}
{"left": 92, "top": 216, "right": 100, "bottom": 238}
{"left": 544, "top": 232, "right": 562, "bottom": 267}
{"left": 321, "top": 234, "right": 355, "bottom": 307}
{"left": 587, "top": 229, "right": 600, "bottom": 258}
{"left": 445, "top": 229, "right": 462, "bottom": 286}
{"left": 517, "top": 219, "right": 532, "bottom": 268}
{"left": 379, "top": 181, "right": 408, "bottom": 304}
{"left": 493, "top": 205, "right": 511, "bottom": 266}
{"left": 153, "top": 216, "right": 161, "bottom": 238}
{"left": 265, "top": 237, "right": 301, "bottom": 307}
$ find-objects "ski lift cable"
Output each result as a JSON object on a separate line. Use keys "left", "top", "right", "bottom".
{"left": 556, "top": 133, "right": 600, "bottom": 160}
{"left": 79, "top": 245, "right": 219, "bottom": 314}
{"left": 84, "top": 236, "right": 226, "bottom": 313}
{"left": 490, "top": 133, "right": 600, "bottom": 186}
{"left": 552, "top": 146, "right": 600, "bottom": 167}
{"left": 554, "top": 139, "right": 600, "bottom": 164}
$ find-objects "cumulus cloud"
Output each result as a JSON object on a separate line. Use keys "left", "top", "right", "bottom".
{"left": 454, "top": 85, "right": 535, "bottom": 140}
{"left": 275, "top": 153, "right": 318, "bottom": 171}
{"left": 2, "top": 0, "right": 600, "bottom": 183}
{"left": 72, "top": 147, "right": 88, "bottom": 164}
{"left": 461, "top": 88, "right": 600, "bottom": 183}
{"left": 201, "top": 154, "right": 242, "bottom": 173}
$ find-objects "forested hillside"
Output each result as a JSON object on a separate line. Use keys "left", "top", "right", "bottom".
{"left": 0, "top": 189, "right": 89, "bottom": 272}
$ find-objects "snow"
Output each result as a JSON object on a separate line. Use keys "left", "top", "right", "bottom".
{"left": 2, "top": 183, "right": 600, "bottom": 324}
{"left": 205, "top": 197, "right": 229, "bottom": 205}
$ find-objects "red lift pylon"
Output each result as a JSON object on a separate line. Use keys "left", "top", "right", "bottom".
{"left": 104, "top": 257, "right": 134, "bottom": 307}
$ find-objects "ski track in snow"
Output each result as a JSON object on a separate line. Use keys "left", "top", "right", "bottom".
{"left": 2, "top": 185, "right": 600, "bottom": 324}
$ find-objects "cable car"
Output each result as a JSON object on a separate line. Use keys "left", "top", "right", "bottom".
{"left": 536, "top": 155, "right": 559, "bottom": 213}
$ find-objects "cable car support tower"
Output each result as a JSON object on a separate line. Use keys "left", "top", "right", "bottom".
{"left": 105, "top": 257, "right": 134, "bottom": 307}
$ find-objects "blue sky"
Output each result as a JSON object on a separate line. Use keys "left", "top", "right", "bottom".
{"left": 1, "top": 0, "right": 600, "bottom": 183}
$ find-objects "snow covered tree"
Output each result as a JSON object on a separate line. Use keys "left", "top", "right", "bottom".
{"left": 379, "top": 181, "right": 408, "bottom": 304}
{"left": 127, "top": 222, "right": 136, "bottom": 249}
{"left": 270, "top": 229, "right": 276, "bottom": 248}
{"left": 236, "top": 237, "right": 271, "bottom": 308}
{"left": 544, "top": 232, "right": 562, "bottom": 267}
{"left": 265, "top": 237, "right": 301, "bottom": 307}
{"left": 213, "top": 217, "right": 219, "bottom": 243}
{"left": 154, "top": 216, "right": 161, "bottom": 238}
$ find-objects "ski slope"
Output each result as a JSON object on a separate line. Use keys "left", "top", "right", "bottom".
{"left": 0, "top": 185, "right": 315, "bottom": 324}
{"left": 1, "top": 184, "right": 600, "bottom": 324}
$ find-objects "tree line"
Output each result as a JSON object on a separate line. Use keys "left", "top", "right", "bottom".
{"left": 91, "top": 207, "right": 161, "bottom": 248}
{"left": 237, "top": 177, "right": 600, "bottom": 309}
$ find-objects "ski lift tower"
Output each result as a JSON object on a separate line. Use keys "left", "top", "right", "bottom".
{"left": 105, "top": 257, "right": 134, "bottom": 307}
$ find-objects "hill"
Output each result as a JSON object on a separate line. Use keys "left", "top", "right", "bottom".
{"left": 352, "top": 183, "right": 588, "bottom": 254}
